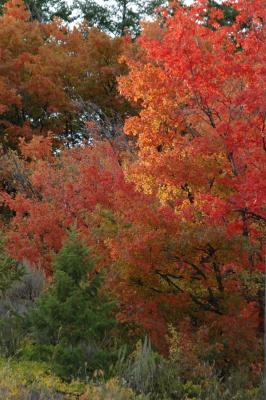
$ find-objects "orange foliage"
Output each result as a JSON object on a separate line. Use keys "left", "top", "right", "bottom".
{"left": 0, "top": 0, "right": 129, "bottom": 149}
{"left": 1, "top": 0, "right": 265, "bottom": 365}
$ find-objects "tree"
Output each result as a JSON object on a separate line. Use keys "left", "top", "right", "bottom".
{"left": 117, "top": 0, "right": 265, "bottom": 362}
{"left": 119, "top": 0, "right": 266, "bottom": 271}
{"left": 203, "top": 0, "right": 239, "bottom": 29}
{"left": 0, "top": 0, "right": 131, "bottom": 151}
{"left": 77, "top": 0, "right": 168, "bottom": 37}
{"left": 29, "top": 230, "right": 116, "bottom": 378}
{"left": 0, "top": 136, "right": 126, "bottom": 274}
{"left": 0, "top": 0, "right": 73, "bottom": 22}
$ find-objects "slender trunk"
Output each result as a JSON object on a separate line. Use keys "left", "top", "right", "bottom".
{"left": 121, "top": 0, "right": 128, "bottom": 36}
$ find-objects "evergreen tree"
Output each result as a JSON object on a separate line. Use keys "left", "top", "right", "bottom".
{"left": 29, "top": 230, "right": 116, "bottom": 378}
{"left": 0, "top": 0, "right": 73, "bottom": 22}
{"left": 77, "top": 0, "right": 167, "bottom": 37}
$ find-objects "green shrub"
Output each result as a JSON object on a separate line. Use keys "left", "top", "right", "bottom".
{"left": 198, "top": 369, "right": 264, "bottom": 400}
{"left": 0, "top": 235, "right": 25, "bottom": 296}
{"left": 0, "top": 266, "right": 44, "bottom": 357}
{"left": 115, "top": 337, "right": 182, "bottom": 399}
{"left": 0, "top": 311, "right": 25, "bottom": 357}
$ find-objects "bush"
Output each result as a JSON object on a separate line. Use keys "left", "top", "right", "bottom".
{"left": 0, "top": 358, "right": 84, "bottom": 400}
{"left": 0, "top": 265, "right": 44, "bottom": 357}
{"left": 0, "top": 235, "right": 25, "bottom": 296}
{"left": 0, "top": 358, "right": 148, "bottom": 400}
{"left": 198, "top": 369, "right": 264, "bottom": 400}
{"left": 81, "top": 378, "right": 148, "bottom": 400}
{"left": 114, "top": 333, "right": 264, "bottom": 400}
{"left": 115, "top": 337, "right": 184, "bottom": 399}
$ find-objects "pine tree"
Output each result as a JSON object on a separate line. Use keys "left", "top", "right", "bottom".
{"left": 29, "top": 230, "right": 116, "bottom": 378}
{"left": 77, "top": 0, "right": 167, "bottom": 37}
